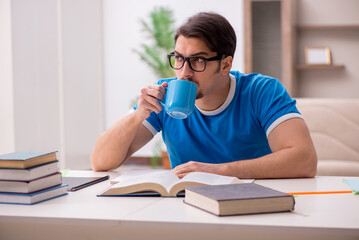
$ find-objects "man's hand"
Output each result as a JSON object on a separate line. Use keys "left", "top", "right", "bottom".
{"left": 135, "top": 82, "right": 168, "bottom": 121}
{"left": 171, "top": 161, "right": 228, "bottom": 178}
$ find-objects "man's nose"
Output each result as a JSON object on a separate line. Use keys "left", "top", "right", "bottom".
{"left": 178, "top": 60, "right": 194, "bottom": 79}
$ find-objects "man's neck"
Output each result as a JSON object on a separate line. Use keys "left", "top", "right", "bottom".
{"left": 195, "top": 75, "right": 231, "bottom": 111}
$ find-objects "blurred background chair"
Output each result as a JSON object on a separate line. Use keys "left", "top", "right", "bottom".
{"left": 296, "top": 98, "right": 359, "bottom": 176}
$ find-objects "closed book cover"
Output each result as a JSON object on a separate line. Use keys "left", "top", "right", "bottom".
{"left": 0, "top": 172, "right": 62, "bottom": 193}
{"left": 0, "top": 161, "right": 60, "bottom": 181}
{"left": 184, "top": 183, "right": 295, "bottom": 216}
{"left": 0, "top": 184, "right": 68, "bottom": 205}
{"left": 0, "top": 151, "right": 58, "bottom": 169}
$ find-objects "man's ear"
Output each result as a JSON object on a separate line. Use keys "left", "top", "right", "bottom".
{"left": 220, "top": 56, "right": 233, "bottom": 75}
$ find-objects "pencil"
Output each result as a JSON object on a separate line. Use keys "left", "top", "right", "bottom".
{"left": 287, "top": 190, "right": 352, "bottom": 195}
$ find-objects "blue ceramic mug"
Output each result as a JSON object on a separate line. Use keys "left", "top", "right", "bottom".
{"left": 160, "top": 79, "right": 197, "bottom": 119}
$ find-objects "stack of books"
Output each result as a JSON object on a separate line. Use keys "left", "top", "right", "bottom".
{"left": 0, "top": 151, "right": 68, "bottom": 205}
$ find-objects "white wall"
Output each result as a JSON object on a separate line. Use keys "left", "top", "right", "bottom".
{"left": 11, "top": 0, "right": 61, "bottom": 159}
{"left": 59, "top": 0, "right": 104, "bottom": 169}
{"left": 103, "top": 0, "right": 244, "bottom": 156}
{"left": 0, "top": 0, "right": 104, "bottom": 170}
{"left": 0, "top": 0, "right": 15, "bottom": 153}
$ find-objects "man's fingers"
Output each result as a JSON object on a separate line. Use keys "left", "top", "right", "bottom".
{"left": 172, "top": 168, "right": 192, "bottom": 178}
{"left": 177, "top": 172, "right": 189, "bottom": 179}
{"left": 138, "top": 95, "right": 162, "bottom": 114}
{"left": 143, "top": 94, "right": 163, "bottom": 111}
{"left": 172, "top": 162, "right": 195, "bottom": 175}
{"left": 160, "top": 82, "right": 168, "bottom": 95}
{"left": 132, "top": 83, "right": 168, "bottom": 120}
{"left": 137, "top": 84, "right": 168, "bottom": 115}
{"left": 145, "top": 84, "right": 167, "bottom": 100}
{"left": 142, "top": 87, "right": 165, "bottom": 101}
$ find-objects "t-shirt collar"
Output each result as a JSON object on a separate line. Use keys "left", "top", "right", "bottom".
{"left": 196, "top": 73, "right": 236, "bottom": 116}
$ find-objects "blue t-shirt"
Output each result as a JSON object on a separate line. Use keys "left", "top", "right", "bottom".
{"left": 139, "top": 71, "right": 302, "bottom": 168}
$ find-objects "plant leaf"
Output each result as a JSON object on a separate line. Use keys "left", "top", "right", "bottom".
{"left": 134, "top": 6, "right": 176, "bottom": 78}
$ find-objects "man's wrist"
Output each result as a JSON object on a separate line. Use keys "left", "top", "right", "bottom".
{"left": 131, "top": 109, "right": 149, "bottom": 124}
{"left": 218, "top": 162, "right": 233, "bottom": 176}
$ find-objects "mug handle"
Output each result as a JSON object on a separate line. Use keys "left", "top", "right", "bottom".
{"left": 158, "top": 86, "right": 168, "bottom": 107}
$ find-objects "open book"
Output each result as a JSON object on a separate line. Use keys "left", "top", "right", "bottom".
{"left": 98, "top": 170, "right": 242, "bottom": 197}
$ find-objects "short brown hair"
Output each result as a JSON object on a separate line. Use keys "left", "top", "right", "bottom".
{"left": 175, "top": 12, "right": 236, "bottom": 57}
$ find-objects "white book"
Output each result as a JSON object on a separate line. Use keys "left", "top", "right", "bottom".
{"left": 0, "top": 184, "right": 68, "bottom": 205}
{"left": 0, "top": 161, "right": 59, "bottom": 181}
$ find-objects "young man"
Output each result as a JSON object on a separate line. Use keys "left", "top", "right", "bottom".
{"left": 91, "top": 12, "right": 317, "bottom": 179}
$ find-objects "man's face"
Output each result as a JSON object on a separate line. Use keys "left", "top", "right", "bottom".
{"left": 174, "top": 35, "right": 223, "bottom": 100}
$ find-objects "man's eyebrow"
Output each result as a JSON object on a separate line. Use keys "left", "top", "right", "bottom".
{"left": 190, "top": 51, "right": 210, "bottom": 57}
{"left": 174, "top": 51, "right": 210, "bottom": 57}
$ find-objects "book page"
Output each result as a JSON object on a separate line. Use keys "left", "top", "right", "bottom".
{"left": 180, "top": 172, "right": 241, "bottom": 185}
{"left": 169, "top": 172, "right": 242, "bottom": 196}
{"left": 109, "top": 170, "right": 180, "bottom": 194}
{"left": 111, "top": 169, "right": 169, "bottom": 184}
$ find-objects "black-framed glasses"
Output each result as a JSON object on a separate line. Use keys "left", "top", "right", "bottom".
{"left": 167, "top": 52, "right": 224, "bottom": 72}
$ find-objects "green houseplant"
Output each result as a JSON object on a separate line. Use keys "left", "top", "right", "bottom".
{"left": 134, "top": 6, "right": 176, "bottom": 79}
{"left": 134, "top": 7, "right": 176, "bottom": 168}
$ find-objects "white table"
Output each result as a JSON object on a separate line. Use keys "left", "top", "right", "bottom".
{"left": 0, "top": 169, "right": 358, "bottom": 240}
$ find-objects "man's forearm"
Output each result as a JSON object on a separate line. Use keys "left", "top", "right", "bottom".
{"left": 172, "top": 145, "right": 317, "bottom": 179}
{"left": 223, "top": 146, "right": 317, "bottom": 179}
{"left": 91, "top": 82, "right": 167, "bottom": 171}
{"left": 90, "top": 112, "right": 144, "bottom": 171}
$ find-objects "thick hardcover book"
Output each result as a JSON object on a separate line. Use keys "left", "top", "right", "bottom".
{"left": 0, "top": 184, "right": 68, "bottom": 205}
{"left": 0, "top": 172, "right": 62, "bottom": 193}
{"left": 184, "top": 183, "right": 295, "bottom": 216}
{"left": 0, "top": 161, "right": 60, "bottom": 181}
{"left": 62, "top": 175, "right": 109, "bottom": 191}
{"left": 98, "top": 170, "right": 241, "bottom": 197}
{"left": 0, "top": 151, "right": 58, "bottom": 169}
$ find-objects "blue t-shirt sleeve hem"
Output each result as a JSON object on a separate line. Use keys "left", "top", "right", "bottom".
{"left": 142, "top": 120, "right": 159, "bottom": 135}
{"left": 266, "top": 113, "right": 303, "bottom": 137}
